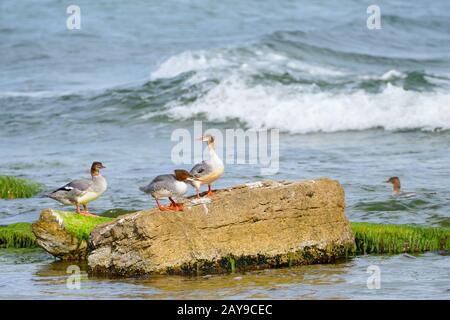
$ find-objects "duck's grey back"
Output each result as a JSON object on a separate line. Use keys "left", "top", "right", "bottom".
{"left": 190, "top": 161, "right": 213, "bottom": 178}
{"left": 140, "top": 174, "right": 176, "bottom": 195}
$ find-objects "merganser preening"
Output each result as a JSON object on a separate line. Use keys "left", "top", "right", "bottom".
{"left": 140, "top": 169, "right": 193, "bottom": 211}
{"left": 189, "top": 135, "right": 224, "bottom": 198}
{"left": 385, "top": 177, "right": 416, "bottom": 198}
{"left": 47, "top": 162, "right": 107, "bottom": 217}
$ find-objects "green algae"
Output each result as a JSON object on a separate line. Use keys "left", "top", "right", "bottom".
{"left": 56, "top": 211, "right": 114, "bottom": 242}
{"left": 0, "top": 222, "right": 37, "bottom": 248}
{"left": 229, "top": 256, "right": 236, "bottom": 273}
{"left": 350, "top": 222, "right": 450, "bottom": 254}
{"left": 0, "top": 176, "right": 43, "bottom": 199}
{"left": 158, "top": 246, "right": 350, "bottom": 276}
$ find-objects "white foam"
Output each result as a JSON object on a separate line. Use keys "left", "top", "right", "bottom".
{"left": 380, "top": 70, "right": 406, "bottom": 80}
{"left": 359, "top": 69, "right": 407, "bottom": 81}
{"left": 166, "top": 78, "right": 450, "bottom": 133}
{"left": 149, "top": 48, "right": 450, "bottom": 134}
{"left": 150, "top": 48, "right": 344, "bottom": 80}
{"left": 150, "top": 50, "right": 233, "bottom": 80}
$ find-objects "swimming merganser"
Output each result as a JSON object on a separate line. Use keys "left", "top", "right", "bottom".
{"left": 189, "top": 135, "right": 224, "bottom": 198}
{"left": 140, "top": 169, "right": 193, "bottom": 211}
{"left": 47, "top": 162, "right": 107, "bottom": 217}
{"left": 385, "top": 177, "right": 416, "bottom": 198}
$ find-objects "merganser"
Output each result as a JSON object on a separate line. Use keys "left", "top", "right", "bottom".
{"left": 47, "top": 162, "right": 107, "bottom": 217}
{"left": 385, "top": 177, "right": 416, "bottom": 198}
{"left": 140, "top": 169, "right": 193, "bottom": 211}
{"left": 189, "top": 135, "right": 224, "bottom": 198}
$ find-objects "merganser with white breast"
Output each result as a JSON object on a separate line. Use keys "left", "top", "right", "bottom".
{"left": 47, "top": 162, "right": 107, "bottom": 217}
{"left": 189, "top": 134, "right": 224, "bottom": 198}
{"left": 140, "top": 169, "right": 193, "bottom": 211}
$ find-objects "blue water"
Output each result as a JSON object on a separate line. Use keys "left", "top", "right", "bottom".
{"left": 0, "top": 0, "right": 449, "bottom": 299}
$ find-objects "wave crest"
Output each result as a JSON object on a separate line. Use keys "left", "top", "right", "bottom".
{"left": 130, "top": 31, "right": 450, "bottom": 133}
{"left": 164, "top": 77, "right": 450, "bottom": 133}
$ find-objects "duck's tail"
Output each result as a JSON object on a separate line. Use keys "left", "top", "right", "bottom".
{"left": 38, "top": 192, "right": 51, "bottom": 199}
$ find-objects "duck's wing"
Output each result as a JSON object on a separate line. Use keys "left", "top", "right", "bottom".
{"left": 189, "top": 161, "right": 213, "bottom": 178}
{"left": 56, "top": 179, "right": 93, "bottom": 194}
{"left": 48, "top": 179, "right": 93, "bottom": 204}
{"left": 140, "top": 174, "right": 175, "bottom": 194}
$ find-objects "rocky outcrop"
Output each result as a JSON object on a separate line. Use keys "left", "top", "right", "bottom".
{"left": 32, "top": 209, "right": 90, "bottom": 260}
{"left": 88, "top": 179, "right": 354, "bottom": 276}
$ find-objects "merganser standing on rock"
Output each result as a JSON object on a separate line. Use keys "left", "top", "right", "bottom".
{"left": 189, "top": 135, "right": 224, "bottom": 198}
{"left": 47, "top": 162, "right": 107, "bottom": 217}
{"left": 140, "top": 169, "right": 193, "bottom": 211}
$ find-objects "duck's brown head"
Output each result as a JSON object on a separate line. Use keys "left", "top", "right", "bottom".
{"left": 385, "top": 176, "right": 401, "bottom": 193}
{"left": 174, "top": 169, "right": 193, "bottom": 182}
{"left": 198, "top": 134, "right": 214, "bottom": 143}
{"left": 91, "top": 161, "right": 106, "bottom": 176}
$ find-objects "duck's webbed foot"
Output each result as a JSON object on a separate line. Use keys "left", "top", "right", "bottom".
{"left": 169, "top": 197, "right": 184, "bottom": 211}
{"left": 156, "top": 198, "right": 173, "bottom": 211}
{"left": 80, "top": 211, "right": 98, "bottom": 217}
{"left": 79, "top": 204, "right": 98, "bottom": 217}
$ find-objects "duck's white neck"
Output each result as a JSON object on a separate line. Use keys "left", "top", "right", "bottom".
{"left": 92, "top": 174, "right": 107, "bottom": 192}
{"left": 207, "top": 141, "right": 223, "bottom": 167}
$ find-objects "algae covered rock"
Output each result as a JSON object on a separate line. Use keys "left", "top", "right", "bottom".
{"left": 88, "top": 178, "right": 354, "bottom": 276}
{"left": 31, "top": 209, "right": 112, "bottom": 260}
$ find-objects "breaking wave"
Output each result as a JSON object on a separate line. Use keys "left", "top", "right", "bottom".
{"left": 147, "top": 39, "right": 450, "bottom": 133}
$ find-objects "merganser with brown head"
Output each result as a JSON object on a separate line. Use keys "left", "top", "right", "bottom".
{"left": 189, "top": 134, "right": 224, "bottom": 198}
{"left": 140, "top": 169, "right": 193, "bottom": 211}
{"left": 47, "top": 162, "right": 107, "bottom": 217}
{"left": 385, "top": 177, "right": 416, "bottom": 198}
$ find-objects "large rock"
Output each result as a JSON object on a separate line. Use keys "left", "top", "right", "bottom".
{"left": 88, "top": 179, "right": 354, "bottom": 276}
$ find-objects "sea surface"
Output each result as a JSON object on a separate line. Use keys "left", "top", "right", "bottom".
{"left": 0, "top": 0, "right": 449, "bottom": 299}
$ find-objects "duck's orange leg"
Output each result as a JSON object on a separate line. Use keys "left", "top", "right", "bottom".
{"left": 80, "top": 204, "right": 98, "bottom": 217}
{"left": 155, "top": 198, "right": 171, "bottom": 211}
{"left": 207, "top": 184, "right": 214, "bottom": 197}
{"left": 75, "top": 204, "right": 81, "bottom": 214}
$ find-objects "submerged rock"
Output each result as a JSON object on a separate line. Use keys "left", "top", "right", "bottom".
{"left": 88, "top": 179, "right": 354, "bottom": 275}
